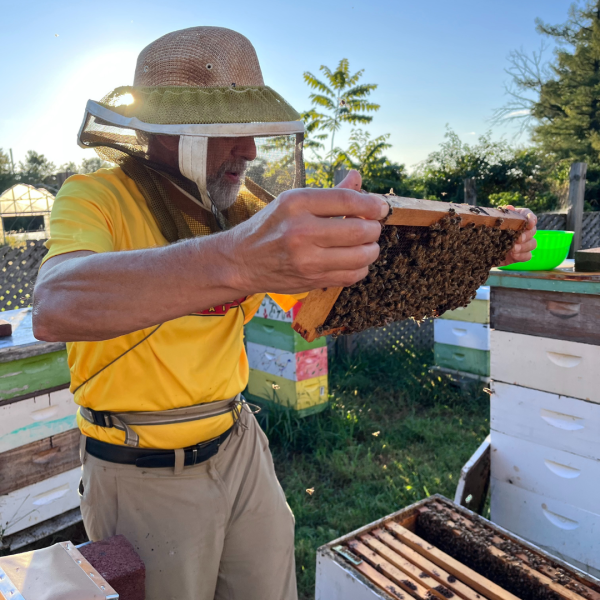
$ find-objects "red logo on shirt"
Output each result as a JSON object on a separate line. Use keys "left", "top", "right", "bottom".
{"left": 191, "top": 297, "right": 247, "bottom": 317}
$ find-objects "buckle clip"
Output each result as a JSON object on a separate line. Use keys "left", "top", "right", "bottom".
{"left": 90, "top": 409, "right": 112, "bottom": 428}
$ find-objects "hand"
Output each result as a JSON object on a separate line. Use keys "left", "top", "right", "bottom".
{"left": 227, "top": 170, "right": 388, "bottom": 294}
{"left": 497, "top": 206, "right": 537, "bottom": 266}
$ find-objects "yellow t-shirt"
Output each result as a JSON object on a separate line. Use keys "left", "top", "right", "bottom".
{"left": 43, "top": 166, "right": 302, "bottom": 448}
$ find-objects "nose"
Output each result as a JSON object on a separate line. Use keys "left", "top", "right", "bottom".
{"left": 232, "top": 137, "right": 257, "bottom": 161}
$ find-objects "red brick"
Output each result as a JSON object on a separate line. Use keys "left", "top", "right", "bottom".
{"left": 79, "top": 534, "right": 145, "bottom": 600}
{"left": 0, "top": 320, "right": 12, "bottom": 337}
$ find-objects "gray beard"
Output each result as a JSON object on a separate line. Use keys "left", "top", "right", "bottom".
{"left": 206, "top": 159, "right": 247, "bottom": 211}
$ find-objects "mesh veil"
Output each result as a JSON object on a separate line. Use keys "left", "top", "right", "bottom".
{"left": 78, "top": 86, "right": 305, "bottom": 241}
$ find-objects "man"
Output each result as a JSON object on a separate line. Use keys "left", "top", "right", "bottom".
{"left": 33, "top": 26, "right": 537, "bottom": 600}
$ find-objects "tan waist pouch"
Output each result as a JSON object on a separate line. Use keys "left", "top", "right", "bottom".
{"left": 0, "top": 542, "right": 118, "bottom": 600}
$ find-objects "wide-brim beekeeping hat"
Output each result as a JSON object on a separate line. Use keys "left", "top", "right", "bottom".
{"left": 77, "top": 26, "right": 305, "bottom": 240}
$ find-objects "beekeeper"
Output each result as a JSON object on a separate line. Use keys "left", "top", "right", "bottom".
{"left": 32, "top": 26, "right": 537, "bottom": 600}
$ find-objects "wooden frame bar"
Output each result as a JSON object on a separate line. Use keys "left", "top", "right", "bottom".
{"left": 427, "top": 502, "right": 600, "bottom": 600}
{"left": 293, "top": 196, "right": 527, "bottom": 342}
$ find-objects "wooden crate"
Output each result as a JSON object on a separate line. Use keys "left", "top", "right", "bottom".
{"left": 293, "top": 197, "right": 526, "bottom": 342}
{"left": 434, "top": 320, "right": 490, "bottom": 351}
{"left": 0, "top": 387, "right": 77, "bottom": 454}
{"left": 0, "top": 350, "right": 70, "bottom": 402}
{"left": 246, "top": 342, "right": 327, "bottom": 381}
{"left": 0, "top": 429, "right": 80, "bottom": 496}
{"left": 245, "top": 370, "right": 328, "bottom": 414}
{"left": 491, "top": 430, "right": 600, "bottom": 514}
{"left": 434, "top": 343, "right": 490, "bottom": 377}
{"left": 0, "top": 467, "right": 81, "bottom": 537}
{"left": 245, "top": 318, "right": 326, "bottom": 353}
{"left": 255, "top": 295, "right": 302, "bottom": 323}
{"left": 316, "top": 494, "right": 600, "bottom": 600}
{"left": 491, "top": 330, "right": 600, "bottom": 402}
{"left": 491, "top": 287, "right": 600, "bottom": 345}
{"left": 490, "top": 479, "right": 600, "bottom": 577}
{"left": 440, "top": 299, "right": 489, "bottom": 324}
{"left": 490, "top": 382, "right": 600, "bottom": 459}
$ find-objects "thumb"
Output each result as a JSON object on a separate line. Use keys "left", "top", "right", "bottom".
{"left": 335, "top": 169, "right": 362, "bottom": 191}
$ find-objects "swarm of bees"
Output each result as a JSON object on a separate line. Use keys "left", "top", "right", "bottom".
{"left": 320, "top": 209, "right": 519, "bottom": 336}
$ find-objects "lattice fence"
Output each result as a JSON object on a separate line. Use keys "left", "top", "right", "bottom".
{"left": 537, "top": 213, "right": 567, "bottom": 232}
{"left": 582, "top": 212, "right": 600, "bottom": 249}
{"left": 328, "top": 318, "right": 434, "bottom": 357}
{"left": 0, "top": 240, "right": 48, "bottom": 312}
{"left": 537, "top": 211, "right": 600, "bottom": 250}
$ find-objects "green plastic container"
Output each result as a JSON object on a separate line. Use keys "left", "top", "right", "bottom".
{"left": 498, "top": 230, "right": 574, "bottom": 271}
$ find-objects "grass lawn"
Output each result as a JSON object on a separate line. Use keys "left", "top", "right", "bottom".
{"left": 260, "top": 346, "right": 490, "bottom": 600}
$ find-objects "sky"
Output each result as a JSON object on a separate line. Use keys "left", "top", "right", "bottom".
{"left": 1, "top": 0, "right": 572, "bottom": 173}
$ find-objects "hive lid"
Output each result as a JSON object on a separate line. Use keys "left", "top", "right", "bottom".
{"left": 0, "top": 542, "right": 118, "bottom": 600}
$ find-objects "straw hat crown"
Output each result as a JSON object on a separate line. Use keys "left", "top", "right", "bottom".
{"left": 134, "top": 26, "right": 265, "bottom": 88}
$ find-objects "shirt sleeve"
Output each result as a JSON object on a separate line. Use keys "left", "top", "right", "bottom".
{"left": 42, "top": 174, "right": 117, "bottom": 267}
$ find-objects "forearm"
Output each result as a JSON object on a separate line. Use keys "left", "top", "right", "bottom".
{"left": 33, "top": 233, "right": 245, "bottom": 342}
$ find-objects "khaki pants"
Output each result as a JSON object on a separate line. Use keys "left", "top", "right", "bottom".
{"left": 79, "top": 409, "right": 298, "bottom": 600}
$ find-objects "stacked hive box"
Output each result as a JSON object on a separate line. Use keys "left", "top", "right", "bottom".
{"left": 244, "top": 296, "right": 329, "bottom": 416}
{"left": 433, "top": 286, "right": 490, "bottom": 381}
{"left": 487, "top": 262, "right": 600, "bottom": 578}
{"left": 0, "top": 307, "right": 79, "bottom": 549}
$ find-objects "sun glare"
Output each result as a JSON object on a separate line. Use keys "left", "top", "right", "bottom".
{"left": 119, "top": 93, "right": 135, "bottom": 106}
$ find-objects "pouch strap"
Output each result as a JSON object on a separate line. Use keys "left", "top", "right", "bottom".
{"left": 79, "top": 395, "right": 240, "bottom": 447}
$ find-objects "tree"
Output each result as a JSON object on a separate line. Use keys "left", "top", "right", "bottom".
{"left": 303, "top": 59, "right": 380, "bottom": 159}
{"left": 336, "top": 129, "right": 409, "bottom": 194}
{"left": 0, "top": 149, "right": 17, "bottom": 194}
{"left": 80, "top": 157, "right": 111, "bottom": 173}
{"left": 411, "top": 128, "right": 566, "bottom": 213}
{"left": 497, "top": 1, "right": 600, "bottom": 207}
{"left": 18, "top": 151, "right": 56, "bottom": 186}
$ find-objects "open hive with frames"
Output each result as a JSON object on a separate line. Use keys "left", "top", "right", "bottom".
{"left": 292, "top": 195, "right": 527, "bottom": 342}
{"left": 317, "top": 495, "right": 600, "bottom": 600}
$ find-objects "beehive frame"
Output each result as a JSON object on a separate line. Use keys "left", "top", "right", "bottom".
{"left": 293, "top": 195, "right": 528, "bottom": 342}
{"left": 316, "top": 494, "right": 600, "bottom": 600}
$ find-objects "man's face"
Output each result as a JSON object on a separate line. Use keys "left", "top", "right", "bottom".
{"left": 150, "top": 135, "right": 257, "bottom": 210}
{"left": 206, "top": 137, "right": 257, "bottom": 210}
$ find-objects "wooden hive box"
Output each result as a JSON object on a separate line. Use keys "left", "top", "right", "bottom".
{"left": 316, "top": 494, "right": 600, "bottom": 600}
{"left": 293, "top": 196, "right": 527, "bottom": 342}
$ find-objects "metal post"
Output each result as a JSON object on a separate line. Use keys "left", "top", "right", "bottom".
{"left": 333, "top": 168, "right": 349, "bottom": 187}
{"left": 464, "top": 178, "right": 477, "bottom": 206}
{"left": 566, "top": 162, "right": 587, "bottom": 258}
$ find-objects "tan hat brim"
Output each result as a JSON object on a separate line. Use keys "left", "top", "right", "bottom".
{"left": 97, "top": 85, "right": 302, "bottom": 125}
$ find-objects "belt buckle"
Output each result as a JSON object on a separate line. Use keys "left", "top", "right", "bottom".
{"left": 192, "top": 448, "right": 198, "bottom": 465}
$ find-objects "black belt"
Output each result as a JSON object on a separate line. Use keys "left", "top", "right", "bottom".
{"left": 85, "top": 426, "right": 233, "bottom": 468}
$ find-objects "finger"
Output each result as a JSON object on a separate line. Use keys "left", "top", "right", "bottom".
{"left": 318, "top": 267, "right": 370, "bottom": 288}
{"left": 508, "top": 251, "right": 533, "bottom": 264}
{"left": 290, "top": 188, "right": 389, "bottom": 220}
{"left": 309, "top": 216, "right": 382, "bottom": 247}
{"left": 318, "top": 243, "right": 381, "bottom": 271}
{"left": 519, "top": 238, "right": 537, "bottom": 253}
{"left": 334, "top": 169, "right": 362, "bottom": 191}
{"left": 519, "top": 229, "right": 536, "bottom": 243}
{"left": 525, "top": 214, "right": 537, "bottom": 229}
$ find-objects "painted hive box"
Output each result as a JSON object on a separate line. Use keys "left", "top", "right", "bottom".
{"left": 293, "top": 195, "right": 527, "bottom": 342}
